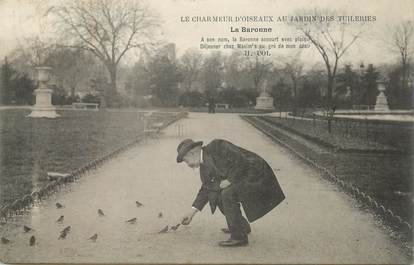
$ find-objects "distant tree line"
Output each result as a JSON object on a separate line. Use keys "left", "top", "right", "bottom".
{"left": 0, "top": 46, "right": 412, "bottom": 110}
{"left": 0, "top": 58, "right": 35, "bottom": 105}
{"left": 0, "top": 1, "right": 412, "bottom": 110}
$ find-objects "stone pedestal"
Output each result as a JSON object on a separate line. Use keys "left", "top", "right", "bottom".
{"left": 27, "top": 66, "right": 60, "bottom": 118}
{"left": 374, "top": 82, "right": 389, "bottom": 112}
{"left": 255, "top": 91, "right": 275, "bottom": 110}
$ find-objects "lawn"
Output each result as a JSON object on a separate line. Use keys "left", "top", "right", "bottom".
{"left": 244, "top": 115, "right": 413, "bottom": 235}
{"left": 260, "top": 115, "right": 413, "bottom": 153}
{"left": 0, "top": 109, "right": 178, "bottom": 207}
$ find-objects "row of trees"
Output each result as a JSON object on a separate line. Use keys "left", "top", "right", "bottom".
{"left": 0, "top": 0, "right": 412, "bottom": 110}
{"left": 1, "top": 43, "right": 411, "bottom": 110}
{"left": 123, "top": 47, "right": 413, "bottom": 110}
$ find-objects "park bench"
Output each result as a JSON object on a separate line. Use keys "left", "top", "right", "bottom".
{"left": 47, "top": 172, "right": 71, "bottom": 181}
{"left": 215, "top": 103, "right": 230, "bottom": 109}
{"left": 139, "top": 112, "right": 164, "bottom": 140}
{"left": 72, "top": 102, "right": 99, "bottom": 110}
{"left": 352, "top": 105, "right": 374, "bottom": 110}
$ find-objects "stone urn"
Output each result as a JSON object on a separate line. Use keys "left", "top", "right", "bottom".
{"left": 27, "top": 66, "right": 60, "bottom": 118}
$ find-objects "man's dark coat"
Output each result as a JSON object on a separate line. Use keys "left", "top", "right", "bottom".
{"left": 192, "top": 139, "right": 285, "bottom": 222}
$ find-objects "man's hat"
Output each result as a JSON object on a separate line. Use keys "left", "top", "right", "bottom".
{"left": 176, "top": 139, "right": 203, "bottom": 163}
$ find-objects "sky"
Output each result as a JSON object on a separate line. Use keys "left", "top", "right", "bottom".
{"left": 0, "top": 0, "right": 413, "bottom": 67}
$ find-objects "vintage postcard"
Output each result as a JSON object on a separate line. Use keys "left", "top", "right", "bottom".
{"left": 0, "top": 0, "right": 413, "bottom": 264}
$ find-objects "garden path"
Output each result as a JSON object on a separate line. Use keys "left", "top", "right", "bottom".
{"left": 0, "top": 112, "right": 409, "bottom": 264}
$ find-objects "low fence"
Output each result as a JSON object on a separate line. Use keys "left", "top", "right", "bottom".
{"left": 241, "top": 115, "right": 412, "bottom": 236}
{"left": 0, "top": 112, "right": 187, "bottom": 222}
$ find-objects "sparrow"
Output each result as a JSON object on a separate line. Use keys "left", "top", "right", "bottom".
{"left": 1, "top": 237, "right": 10, "bottom": 244}
{"left": 29, "top": 236, "right": 35, "bottom": 246}
{"left": 56, "top": 215, "right": 64, "bottom": 223}
{"left": 88, "top": 233, "right": 98, "bottom": 242}
{"left": 158, "top": 212, "right": 163, "bottom": 218}
{"left": 158, "top": 225, "right": 169, "bottom": 233}
{"left": 56, "top": 202, "right": 64, "bottom": 209}
{"left": 62, "top": 226, "right": 71, "bottom": 234}
{"left": 59, "top": 226, "right": 71, "bottom": 240}
{"left": 59, "top": 231, "right": 68, "bottom": 240}
{"left": 23, "top": 225, "right": 33, "bottom": 233}
{"left": 126, "top": 218, "right": 137, "bottom": 224}
{"left": 98, "top": 209, "right": 105, "bottom": 216}
{"left": 135, "top": 201, "right": 143, "bottom": 207}
{"left": 170, "top": 223, "right": 181, "bottom": 231}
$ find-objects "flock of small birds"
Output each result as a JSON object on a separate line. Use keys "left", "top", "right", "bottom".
{"left": 1, "top": 199, "right": 182, "bottom": 247}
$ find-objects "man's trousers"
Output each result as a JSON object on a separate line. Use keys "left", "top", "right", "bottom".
{"left": 217, "top": 185, "right": 249, "bottom": 241}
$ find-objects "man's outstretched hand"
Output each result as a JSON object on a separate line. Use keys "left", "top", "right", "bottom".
{"left": 181, "top": 208, "right": 198, "bottom": 225}
{"left": 181, "top": 214, "right": 193, "bottom": 225}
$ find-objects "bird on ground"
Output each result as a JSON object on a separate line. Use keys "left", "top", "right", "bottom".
{"left": 23, "top": 225, "right": 33, "bottom": 233}
{"left": 170, "top": 223, "right": 181, "bottom": 231}
{"left": 59, "top": 231, "right": 68, "bottom": 240}
{"left": 1, "top": 237, "right": 10, "bottom": 244}
{"left": 126, "top": 218, "right": 137, "bottom": 224}
{"left": 29, "top": 236, "right": 35, "bottom": 246}
{"left": 62, "top": 226, "right": 71, "bottom": 234}
{"left": 56, "top": 215, "right": 64, "bottom": 223}
{"left": 88, "top": 233, "right": 98, "bottom": 242}
{"left": 158, "top": 225, "right": 169, "bottom": 233}
{"left": 56, "top": 202, "right": 64, "bottom": 209}
{"left": 59, "top": 226, "right": 71, "bottom": 240}
{"left": 158, "top": 212, "right": 163, "bottom": 218}
{"left": 98, "top": 209, "right": 105, "bottom": 216}
{"left": 135, "top": 201, "right": 143, "bottom": 207}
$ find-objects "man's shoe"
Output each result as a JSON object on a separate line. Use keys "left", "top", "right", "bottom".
{"left": 221, "top": 226, "right": 251, "bottom": 234}
{"left": 218, "top": 238, "right": 248, "bottom": 247}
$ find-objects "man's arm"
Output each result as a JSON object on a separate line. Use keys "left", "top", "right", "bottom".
{"left": 192, "top": 185, "right": 209, "bottom": 211}
{"left": 181, "top": 185, "right": 208, "bottom": 225}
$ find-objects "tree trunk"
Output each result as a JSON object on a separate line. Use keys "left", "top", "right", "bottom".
{"left": 327, "top": 75, "right": 334, "bottom": 107}
{"left": 293, "top": 81, "right": 297, "bottom": 115}
{"left": 402, "top": 62, "right": 408, "bottom": 91}
{"left": 109, "top": 65, "right": 117, "bottom": 93}
{"left": 106, "top": 64, "right": 117, "bottom": 107}
{"left": 70, "top": 86, "right": 76, "bottom": 98}
{"left": 326, "top": 75, "right": 335, "bottom": 134}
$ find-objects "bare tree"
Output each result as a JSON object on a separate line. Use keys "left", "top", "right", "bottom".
{"left": 49, "top": 0, "right": 161, "bottom": 98}
{"left": 289, "top": 8, "right": 365, "bottom": 107}
{"left": 201, "top": 51, "right": 225, "bottom": 93}
{"left": 243, "top": 55, "right": 273, "bottom": 92}
{"left": 13, "top": 37, "right": 57, "bottom": 68}
{"left": 179, "top": 48, "right": 204, "bottom": 91}
{"left": 383, "top": 20, "right": 413, "bottom": 90}
{"left": 223, "top": 50, "right": 251, "bottom": 90}
{"left": 48, "top": 48, "right": 98, "bottom": 97}
{"left": 277, "top": 52, "right": 304, "bottom": 113}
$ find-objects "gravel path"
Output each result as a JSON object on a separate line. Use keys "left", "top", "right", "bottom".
{"left": 0, "top": 112, "right": 410, "bottom": 264}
